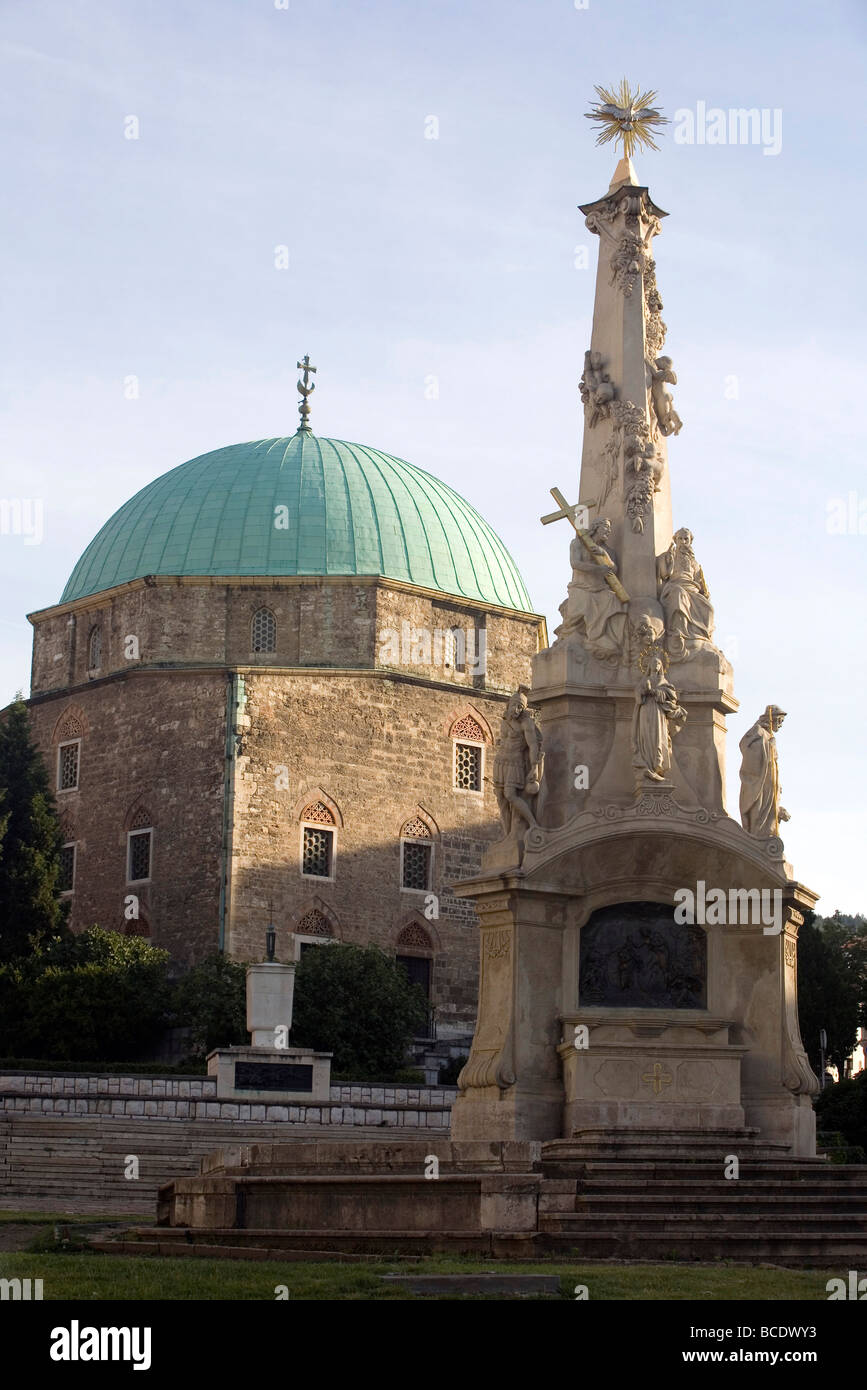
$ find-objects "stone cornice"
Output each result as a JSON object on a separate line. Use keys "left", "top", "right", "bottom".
{"left": 24, "top": 663, "right": 523, "bottom": 709}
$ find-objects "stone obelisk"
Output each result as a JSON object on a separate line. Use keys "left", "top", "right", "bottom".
{"left": 450, "top": 84, "right": 819, "bottom": 1157}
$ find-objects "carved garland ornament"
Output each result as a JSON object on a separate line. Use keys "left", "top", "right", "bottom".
{"left": 485, "top": 929, "right": 511, "bottom": 960}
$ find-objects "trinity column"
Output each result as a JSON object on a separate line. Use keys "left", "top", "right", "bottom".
{"left": 451, "top": 84, "right": 818, "bottom": 1156}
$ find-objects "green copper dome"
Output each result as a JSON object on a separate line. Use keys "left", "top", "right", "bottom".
{"left": 60, "top": 433, "right": 533, "bottom": 610}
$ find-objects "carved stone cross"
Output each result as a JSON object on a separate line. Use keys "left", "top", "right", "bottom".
{"left": 540, "top": 486, "right": 589, "bottom": 532}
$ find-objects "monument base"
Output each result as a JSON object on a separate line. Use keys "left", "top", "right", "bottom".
{"left": 207, "top": 1046, "right": 332, "bottom": 1103}
{"left": 560, "top": 1010, "right": 747, "bottom": 1134}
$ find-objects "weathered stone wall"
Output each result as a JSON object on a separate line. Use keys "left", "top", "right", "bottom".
{"left": 30, "top": 577, "right": 543, "bottom": 696}
{"left": 27, "top": 669, "right": 227, "bottom": 966}
{"left": 229, "top": 670, "right": 514, "bottom": 1027}
{"left": 25, "top": 579, "right": 542, "bottom": 1027}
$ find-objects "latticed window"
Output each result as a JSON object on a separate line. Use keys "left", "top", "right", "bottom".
{"left": 88, "top": 627, "right": 102, "bottom": 669}
{"left": 297, "top": 908, "right": 333, "bottom": 937}
{"left": 128, "top": 829, "right": 152, "bottom": 882}
{"left": 402, "top": 840, "right": 432, "bottom": 891}
{"left": 251, "top": 607, "right": 277, "bottom": 653}
{"left": 301, "top": 801, "right": 335, "bottom": 825}
{"left": 302, "top": 825, "right": 333, "bottom": 877}
{"left": 58, "top": 741, "right": 80, "bottom": 791}
{"left": 454, "top": 741, "right": 482, "bottom": 792}
{"left": 59, "top": 843, "right": 76, "bottom": 893}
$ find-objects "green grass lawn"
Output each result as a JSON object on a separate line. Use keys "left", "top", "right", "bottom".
{"left": 0, "top": 1244, "right": 841, "bottom": 1301}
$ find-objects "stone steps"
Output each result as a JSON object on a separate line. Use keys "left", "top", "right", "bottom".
{"left": 0, "top": 1114, "right": 425, "bottom": 1213}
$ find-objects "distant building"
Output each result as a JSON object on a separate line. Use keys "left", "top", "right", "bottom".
{"left": 26, "top": 426, "right": 545, "bottom": 1037}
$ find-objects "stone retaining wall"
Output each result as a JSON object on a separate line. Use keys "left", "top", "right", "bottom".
{"left": 0, "top": 1072, "right": 457, "bottom": 1128}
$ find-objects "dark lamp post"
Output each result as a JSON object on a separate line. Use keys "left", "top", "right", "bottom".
{"left": 265, "top": 924, "right": 276, "bottom": 962}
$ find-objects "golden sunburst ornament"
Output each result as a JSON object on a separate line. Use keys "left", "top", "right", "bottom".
{"left": 585, "top": 80, "right": 669, "bottom": 159}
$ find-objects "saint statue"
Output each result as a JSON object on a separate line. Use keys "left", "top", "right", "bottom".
{"left": 493, "top": 688, "right": 544, "bottom": 840}
{"left": 739, "top": 706, "right": 790, "bottom": 838}
{"left": 556, "top": 517, "right": 627, "bottom": 657}
{"left": 631, "top": 653, "right": 687, "bottom": 782}
{"left": 657, "top": 528, "right": 714, "bottom": 651}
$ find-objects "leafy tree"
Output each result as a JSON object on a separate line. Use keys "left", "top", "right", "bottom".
{"left": 0, "top": 927, "right": 172, "bottom": 1061}
{"left": 797, "top": 910, "right": 862, "bottom": 1077}
{"left": 0, "top": 695, "right": 70, "bottom": 961}
{"left": 171, "top": 953, "right": 248, "bottom": 1059}
{"left": 815, "top": 1072, "right": 867, "bottom": 1155}
{"left": 291, "top": 943, "right": 428, "bottom": 1078}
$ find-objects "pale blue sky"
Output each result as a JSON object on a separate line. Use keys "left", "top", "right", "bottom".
{"left": 1, "top": 0, "right": 864, "bottom": 909}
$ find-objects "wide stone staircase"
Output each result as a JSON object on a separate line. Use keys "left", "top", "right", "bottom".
{"left": 538, "top": 1136, "right": 867, "bottom": 1264}
{"left": 0, "top": 1113, "right": 441, "bottom": 1215}
{"left": 100, "top": 1131, "right": 867, "bottom": 1265}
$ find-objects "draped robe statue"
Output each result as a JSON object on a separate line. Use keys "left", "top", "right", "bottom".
{"left": 631, "top": 657, "right": 687, "bottom": 782}
{"left": 739, "top": 706, "right": 790, "bottom": 838}
{"left": 657, "top": 528, "right": 714, "bottom": 649}
{"left": 556, "top": 518, "right": 627, "bottom": 657}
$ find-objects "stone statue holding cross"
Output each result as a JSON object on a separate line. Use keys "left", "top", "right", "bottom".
{"left": 542, "top": 489, "right": 629, "bottom": 658}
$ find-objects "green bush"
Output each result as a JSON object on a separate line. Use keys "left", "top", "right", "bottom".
{"left": 171, "top": 953, "right": 248, "bottom": 1059}
{"left": 291, "top": 943, "right": 428, "bottom": 1077}
{"left": 815, "top": 1073, "right": 867, "bottom": 1157}
{"left": 0, "top": 928, "right": 172, "bottom": 1061}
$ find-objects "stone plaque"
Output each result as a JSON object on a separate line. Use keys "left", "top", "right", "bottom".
{"left": 234, "top": 1061, "right": 314, "bottom": 1093}
{"left": 579, "top": 901, "right": 706, "bottom": 1009}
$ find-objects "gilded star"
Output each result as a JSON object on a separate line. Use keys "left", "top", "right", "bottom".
{"left": 585, "top": 80, "right": 669, "bottom": 159}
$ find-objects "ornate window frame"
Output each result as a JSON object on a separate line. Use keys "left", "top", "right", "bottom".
{"left": 57, "top": 739, "right": 81, "bottom": 793}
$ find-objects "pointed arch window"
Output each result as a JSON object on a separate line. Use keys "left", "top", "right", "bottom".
{"left": 251, "top": 607, "right": 277, "bottom": 654}
{"left": 293, "top": 907, "right": 336, "bottom": 960}
{"left": 88, "top": 626, "right": 102, "bottom": 670}
{"left": 400, "top": 817, "right": 433, "bottom": 892}
{"left": 300, "top": 801, "right": 336, "bottom": 880}
{"left": 450, "top": 713, "right": 486, "bottom": 793}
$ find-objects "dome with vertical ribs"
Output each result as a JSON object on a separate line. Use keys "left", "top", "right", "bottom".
{"left": 60, "top": 432, "right": 533, "bottom": 611}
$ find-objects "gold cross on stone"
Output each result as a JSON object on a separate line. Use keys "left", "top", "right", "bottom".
{"left": 641, "top": 1061, "right": 673, "bottom": 1096}
{"left": 540, "top": 486, "right": 589, "bottom": 531}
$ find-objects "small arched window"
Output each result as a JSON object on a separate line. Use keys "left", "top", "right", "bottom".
{"left": 300, "top": 801, "right": 336, "bottom": 879}
{"left": 400, "top": 817, "right": 433, "bottom": 892}
{"left": 88, "top": 627, "right": 102, "bottom": 670}
{"left": 251, "top": 607, "right": 277, "bottom": 654}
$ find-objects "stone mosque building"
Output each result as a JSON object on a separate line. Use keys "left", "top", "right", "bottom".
{"left": 25, "top": 378, "right": 545, "bottom": 1037}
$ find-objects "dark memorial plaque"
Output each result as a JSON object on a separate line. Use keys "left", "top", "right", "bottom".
{"left": 234, "top": 1061, "right": 314, "bottom": 1093}
{"left": 579, "top": 901, "right": 706, "bottom": 1009}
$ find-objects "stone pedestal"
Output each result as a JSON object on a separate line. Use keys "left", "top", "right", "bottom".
{"left": 207, "top": 1045, "right": 332, "bottom": 1103}
{"left": 210, "top": 959, "right": 332, "bottom": 1103}
{"left": 450, "top": 803, "right": 819, "bottom": 1156}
